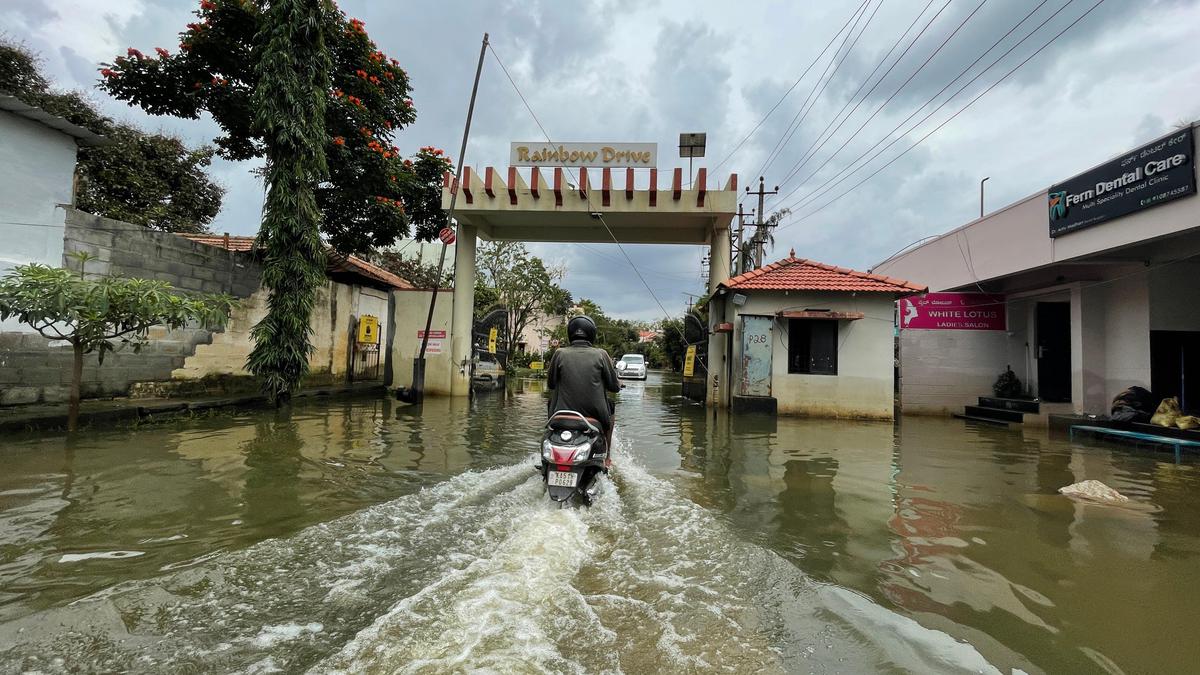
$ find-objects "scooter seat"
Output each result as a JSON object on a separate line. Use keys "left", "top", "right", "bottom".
{"left": 548, "top": 414, "right": 600, "bottom": 432}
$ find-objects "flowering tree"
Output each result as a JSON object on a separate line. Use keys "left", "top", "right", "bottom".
{"left": 99, "top": 0, "right": 452, "bottom": 254}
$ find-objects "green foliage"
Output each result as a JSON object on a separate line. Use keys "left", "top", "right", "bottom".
{"left": 993, "top": 365, "right": 1023, "bottom": 399}
{"left": 243, "top": 0, "right": 331, "bottom": 402}
{"left": 0, "top": 40, "right": 224, "bottom": 233}
{"left": 373, "top": 248, "right": 452, "bottom": 289}
{"left": 475, "top": 242, "right": 571, "bottom": 352}
{"left": 0, "top": 259, "right": 235, "bottom": 360}
{"left": 0, "top": 254, "right": 236, "bottom": 429}
{"left": 98, "top": 0, "right": 452, "bottom": 254}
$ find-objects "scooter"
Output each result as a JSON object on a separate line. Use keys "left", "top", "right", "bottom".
{"left": 537, "top": 410, "right": 609, "bottom": 506}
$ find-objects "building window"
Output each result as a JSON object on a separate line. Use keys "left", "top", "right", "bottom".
{"left": 788, "top": 319, "right": 838, "bottom": 375}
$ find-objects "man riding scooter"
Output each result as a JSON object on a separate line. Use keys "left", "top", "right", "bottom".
{"left": 546, "top": 316, "right": 621, "bottom": 465}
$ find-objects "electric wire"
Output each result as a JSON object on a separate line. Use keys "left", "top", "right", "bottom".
{"left": 751, "top": 0, "right": 885, "bottom": 182}
{"left": 768, "top": 0, "right": 992, "bottom": 211}
{"left": 709, "top": 0, "right": 872, "bottom": 175}
{"left": 776, "top": 0, "right": 1102, "bottom": 230}
{"left": 775, "top": 0, "right": 948, "bottom": 189}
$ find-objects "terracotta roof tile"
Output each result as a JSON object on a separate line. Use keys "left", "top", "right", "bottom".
{"left": 721, "top": 252, "right": 925, "bottom": 294}
{"left": 179, "top": 234, "right": 414, "bottom": 290}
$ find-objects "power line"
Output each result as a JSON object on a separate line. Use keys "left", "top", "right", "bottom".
{"left": 775, "top": 0, "right": 947, "bottom": 188}
{"left": 710, "top": 0, "right": 872, "bottom": 175}
{"left": 778, "top": 0, "right": 1106, "bottom": 234}
{"left": 752, "top": 0, "right": 885, "bottom": 182}
{"left": 769, "top": 0, "right": 991, "bottom": 211}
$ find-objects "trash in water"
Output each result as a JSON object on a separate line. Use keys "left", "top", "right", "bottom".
{"left": 1058, "top": 480, "right": 1129, "bottom": 503}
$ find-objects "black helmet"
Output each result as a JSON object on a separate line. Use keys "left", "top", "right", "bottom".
{"left": 567, "top": 315, "right": 597, "bottom": 344}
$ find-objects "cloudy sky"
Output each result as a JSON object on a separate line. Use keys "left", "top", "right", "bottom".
{"left": 4, "top": 0, "right": 1200, "bottom": 320}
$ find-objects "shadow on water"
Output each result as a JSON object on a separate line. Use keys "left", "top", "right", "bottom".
{"left": 2, "top": 374, "right": 1200, "bottom": 673}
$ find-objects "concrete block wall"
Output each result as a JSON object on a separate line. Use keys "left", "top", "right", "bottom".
{"left": 63, "top": 208, "right": 261, "bottom": 296}
{"left": 0, "top": 208, "right": 265, "bottom": 405}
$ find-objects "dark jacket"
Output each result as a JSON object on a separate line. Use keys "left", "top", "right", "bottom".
{"left": 547, "top": 340, "right": 621, "bottom": 431}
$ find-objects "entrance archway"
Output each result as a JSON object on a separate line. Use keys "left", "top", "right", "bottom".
{"left": 436, "top": 165, "right": 737, "bottom": 403}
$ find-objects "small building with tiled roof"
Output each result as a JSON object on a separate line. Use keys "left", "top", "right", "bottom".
{"left": 714, "top": 250, "right": 926, "bottom": 419}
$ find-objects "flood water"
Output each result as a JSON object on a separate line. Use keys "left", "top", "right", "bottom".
{"left": 1, "top": 373, "right": 1198, "bottom": 673}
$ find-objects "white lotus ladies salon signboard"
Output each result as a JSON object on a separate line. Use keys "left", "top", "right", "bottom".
{"left": 510, "top": 142, "right": 656, "bottom": 168}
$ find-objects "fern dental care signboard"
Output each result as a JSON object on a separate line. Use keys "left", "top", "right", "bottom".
{"left": 1048, "top": 127, "right": 1196, "bottom": 237}
{"left": 900, "top": 293, "right": 1006, "bottom": 331}
{"left": 510, "top": 142, "right": 657, "bottom": 168}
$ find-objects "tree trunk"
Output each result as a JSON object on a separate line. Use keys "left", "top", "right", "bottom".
{"left": 68, "top": 342, "right": 83, "bottom": 433}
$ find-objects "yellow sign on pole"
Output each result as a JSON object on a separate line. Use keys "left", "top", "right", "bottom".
{"left": 683, "top": 345, "right": 697, "bottom": 377}
{"left": 488, "top": 327, "right": 498, "bottom": 354}
{"left": 530, "top": 361, "right": 544, "bottom": 371}
{"left": 357, "top": 315, "right": 379, "bottom": 344}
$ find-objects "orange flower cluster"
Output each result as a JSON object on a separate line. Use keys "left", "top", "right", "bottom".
{"left": 100, "top": 68, "right": 117, "bottom": 78}
{"left": 404, "top": 98, "right": 413, "bottom": 107}
{"left": 356, "top": 69, "right": 367, "bottom": 79}
{"left": 369, "top": 51, "right": 386, "bottom": 64}
{"left": 333, "top": 89, "right": 344, "bottom": 98}
{"left": 333, "top": 136, "right": 345, "bottom": 146}
{"left": 348, "top": 18, "right": 366, "bottom": 35}
{"left": 210, "top": 76, "right": 228, "bottom": 86}
{"left": 155, "top": 47, "right": 170, "bottom": 58}
{"left": 200, "top": 0, "right": 216, "bottom": 9}
{"left": 186, "top": 22, "right": 204, "bottom": 32}
{"left": 347, "top": 95, "right": 363, "bottom": 108}
{"left": 126, "top": 47, "right": 144, "bottom": 60}
{"left": 420, "top": 146, "right": 445, "bottom": 156}
{"left": 375, "top": 196, "right": 404, "bottom": 211}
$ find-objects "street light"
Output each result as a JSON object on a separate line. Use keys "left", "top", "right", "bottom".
{"left": 679, "top": 132, "right": 706, "bottom": 188}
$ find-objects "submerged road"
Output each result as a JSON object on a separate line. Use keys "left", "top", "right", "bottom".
{"left": 2, "top": 373, "right": 1199, "bottom": 673}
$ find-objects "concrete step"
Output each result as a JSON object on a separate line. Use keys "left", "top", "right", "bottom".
{"left": 953, "top": 413, "right": 1011, "bottom": 427}
{"left": 977, "top": 396, "right": 1040, "bottom": 413}
{"left": 965, "top": 405, "right": 1025, "bottom": 423}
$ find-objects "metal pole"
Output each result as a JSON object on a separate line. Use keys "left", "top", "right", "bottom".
{"left": 413, "top": 32, "right": 488, "bottom": 402}
{"left": 980, "top": 176, "right": 989, "bottom": 218}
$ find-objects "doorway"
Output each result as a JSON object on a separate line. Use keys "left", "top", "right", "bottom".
{"left": 1151, "top": 331, "right": 1200, "bottom": 414}
{"left": 739, "top": 315, "right": 773, "bottom": 396}
{"left": 1036, "top": 302, "right": 1071, "bottom": 402}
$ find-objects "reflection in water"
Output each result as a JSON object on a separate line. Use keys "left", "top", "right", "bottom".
{"left": 1, "top": 377, "right": 1199, "bottom": 673}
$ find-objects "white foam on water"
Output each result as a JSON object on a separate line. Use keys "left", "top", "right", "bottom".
{"left": 57, "top": 551, "right": 145, "bottom": 563}
{"left": 5, "top": 446, "right": 1005, "bottom": 675}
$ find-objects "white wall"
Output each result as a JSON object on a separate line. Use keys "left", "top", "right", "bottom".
{"left": 0, "top": 111, "right": 78, "bottom": 331}
{"left": 1149, "top": 261, "right": 1200, "bottom": 332}
{"left": 391, "top": 289, "right": 455, "bottom": 395}
{"left": 900, "top": 329, "right": 1009, "bottom": 415}
{"left": 727, "top": 290, "right": 896, "bottom": 419}
{"left": 875, "top": 127, "right": 1200, "bottom": 292}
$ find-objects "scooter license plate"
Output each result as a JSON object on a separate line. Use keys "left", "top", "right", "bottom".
{"left": 547, "top": 470, "right": 578, "bottom": 488}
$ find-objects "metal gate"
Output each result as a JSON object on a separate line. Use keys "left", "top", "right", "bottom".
{"left": 351, "top": 315, "right": 382, "bottom": 381}
{"left": 740, "top": 315, "right": 773, "bottom": 396}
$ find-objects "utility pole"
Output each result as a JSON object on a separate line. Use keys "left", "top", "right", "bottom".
{"left": 413, "top": 32, "right": 488, "bottom": 402}
{"left": 733, "top": 203, "right": 754, "bottom": 276}
{"left": 744, "top": 176, "right": 778, "bottom": 269}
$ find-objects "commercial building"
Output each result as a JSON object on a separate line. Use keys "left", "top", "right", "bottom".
{"left": 875, "top": 124, "right": 1199, "bottom": 421}
{"left": 714, "top": 252, "right": 925, "bottom": 419}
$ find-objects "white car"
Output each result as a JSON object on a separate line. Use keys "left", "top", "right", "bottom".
{"left": 616, "top": 354, "right": 647, "bottom": 380}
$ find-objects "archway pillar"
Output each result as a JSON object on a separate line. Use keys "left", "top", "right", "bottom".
{"left": 707, "top": 218, "right": 731, "bottom": 407}
{"left": 450, "top": 223, "right": 477, "bottom": 396}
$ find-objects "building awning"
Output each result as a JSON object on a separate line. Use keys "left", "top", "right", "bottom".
{"left": 0, "top": 95, "right": 109, "bottom": 146}
{"left": 777, "top": 310, "right": 864, "bottom": 320}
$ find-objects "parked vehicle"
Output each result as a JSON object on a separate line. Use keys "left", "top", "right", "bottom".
{"left": 615, "top": 353, "right": 647, "bottom": 380}
{"left": 472, "top": 353, "right": 503, "bottom": 389}
{"left": 537, "top": 410, "right": 609, "bottom": 506}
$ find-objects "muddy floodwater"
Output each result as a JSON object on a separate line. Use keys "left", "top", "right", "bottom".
{"left": 2, "top": 373, "right": 1199, "bottom": 673}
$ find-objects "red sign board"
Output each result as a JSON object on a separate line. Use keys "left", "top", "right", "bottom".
{"left": 417, "top": 330, "right": 447, "bottom": 339}
{"left": 900, "top": 293, "right": 1006, "bottom": 331}
{"left": 438, "top": 227, "right": 456, "bottom": 245}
